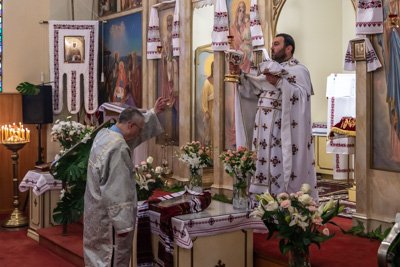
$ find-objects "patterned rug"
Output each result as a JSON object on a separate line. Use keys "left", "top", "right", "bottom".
{"left": 317, "top": 179, "right": 356, "bottom": 218}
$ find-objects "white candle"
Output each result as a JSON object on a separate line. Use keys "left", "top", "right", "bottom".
{"left": 41, "top": 72, "right": 44, "bottom": 83}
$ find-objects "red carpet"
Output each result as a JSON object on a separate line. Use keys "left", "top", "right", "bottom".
{"left": 0, "top": 229, "right": 75, "bottom": 267}
{"left": 254, "top": 217, "right": 381, "bottom": 266}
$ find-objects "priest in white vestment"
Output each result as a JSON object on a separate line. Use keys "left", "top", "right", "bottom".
{"left": 84, "top": 98, "right": 167, "bottom": 267}
{"left": 233, "top": 33, "right": 318, "bottom": 204}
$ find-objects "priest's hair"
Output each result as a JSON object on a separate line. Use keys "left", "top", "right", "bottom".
{"left": 276, "top": 33, "right": 295, "bottom": 55}
{"left": 118, "top": 107, "right": 144, "bottom": 124}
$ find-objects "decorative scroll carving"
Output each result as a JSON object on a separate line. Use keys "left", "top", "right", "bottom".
{"left": 272, "top": 0, "right": 287, "bottom": 37}
{"left": 215, "top": 260, "right": 226, "bottom": 267}
{"left": 192, "top": 0, "right": 214, "bottom": 9}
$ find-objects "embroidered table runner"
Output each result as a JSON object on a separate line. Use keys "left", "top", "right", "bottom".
{"left": 19, "top": 170, "right": 62, "bottom": 196}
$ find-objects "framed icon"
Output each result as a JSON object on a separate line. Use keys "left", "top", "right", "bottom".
{"left": 351, "top": 39, "right": 366, "bottom": 61}
{"left": 64, "top": 36, "right": 85, "bottom": 64}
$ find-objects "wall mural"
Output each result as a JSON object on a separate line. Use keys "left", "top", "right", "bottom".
{"left": 157, "top": 7, "right": 179, "bottom": 146}
{"left": 98, "top": 0, "right": 142, "bottom": 17}
{"left": 372, "top": 0, "right": 400, "bottom": 171}
{"left": 223, "top": 0, "right": 252, "bottom": 150}
{"left": 101, "top": 12, "right": 143, "bottom": 108}
{"left": 195, "top": 45, "right": 214, "bottom": 147}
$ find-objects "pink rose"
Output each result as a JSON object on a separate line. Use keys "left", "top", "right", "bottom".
{"left": 225, "top": 157, "right": 229, "bottom": 161}
{"left": 232, "top": 160, "right": 236, "bottom": 163}
{"left": 140, "top": 161, "right": 146, "bottom": 166}
{"left": 146, "top": 174, "right": 152, "bottom": 178}
{"left": 312, "top": 217, "right": 323, "bottom": 225}
{"left": 199, "top": 150, "right": 204, "bottom": 154}
{"left": 241, "top": 157, "right": 246, "bottom": 161}
{"left": 322, "top": 228, "right": 330, "bottom": 236}
{"left": 280, "top": 199, "right": 291, "bottom": 208}
{"left": 308, "top": 206, "right": 317, "bottom": 212}
{"left": 296, "top": 191, "right": 304, "bottom": 196}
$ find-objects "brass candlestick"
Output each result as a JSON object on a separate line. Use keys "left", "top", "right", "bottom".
{"left": 224, "top": 35, "right": 244, "bottom": 84}
{"left": 2, "top": 143, "right": 29, "bottom": 227}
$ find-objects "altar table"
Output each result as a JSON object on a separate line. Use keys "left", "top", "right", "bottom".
{"left": 19, "top": 170, "right": 62, "bottom": 241}
{"left": 146, "top": 201, "right": 266, "bottom": 267}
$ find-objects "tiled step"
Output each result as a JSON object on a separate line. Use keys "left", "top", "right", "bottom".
{"left": 38, "top": 223, "right": 84, "bottom": 267}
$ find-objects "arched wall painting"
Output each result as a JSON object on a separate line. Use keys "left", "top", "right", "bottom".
{"left": 156, "top": 7, "right": 179, "bottom": 146}
{"left": 102, "top": 12, "right": 143, "bottom": 109}
{"left": 195, "top": 46, "right": 214, "bottom": 147}
{"left": 372, "top": 0, "right": 400, "bottom": 172}
{"left": 224, "top": 0, "right": 252, "bottom": 150}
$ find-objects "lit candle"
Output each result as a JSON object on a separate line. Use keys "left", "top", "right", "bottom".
{"left": 27, "top": 130, "right": 30, "bottom": 142}
{"left": 1, "top": 126, "right": 3, "bottom": 143}
{"left": 21, "top": 129, "right": 25, "bottom": 141}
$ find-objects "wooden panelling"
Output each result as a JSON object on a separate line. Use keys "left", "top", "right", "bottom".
{"left": 0, "top": 93, "right": 47, "bottom": 214}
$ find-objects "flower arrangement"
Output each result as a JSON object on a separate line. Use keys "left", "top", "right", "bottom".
{"left": 178, "top": 141, "right": 212, "bottom": 192}
{"left": 135, "top": 156, "right": 164, "bottom": 201}
{"left": 250, "top": 184, "right": 344, "bottom": 266}
{"left": 178, "top": 141, "right": 213, "bottom": 172}
{"left": 51, "top": 119, "right": 112, "bottom": 227}
{"left": 219, "top": 146, "right": 257, "bottom": 195}
{"left": 51, "top": 116, "right": 93, "bottom": 160}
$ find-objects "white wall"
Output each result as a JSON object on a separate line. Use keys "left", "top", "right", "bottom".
{"left": 277, "top": 0, "right": 356, "bottom": 123}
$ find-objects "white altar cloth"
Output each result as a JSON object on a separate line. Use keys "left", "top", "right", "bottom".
{"left": 147, "top": 201, "right": 267, "bottom": 249}
{"left": 19, "top": 170, "right": 62, "bottom": 196}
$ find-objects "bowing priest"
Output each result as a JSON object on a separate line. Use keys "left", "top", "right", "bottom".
{"left": 83, "top": 97, "right": 168, "bottom": 267}
{"left": 233, "top": 33, "right": 318, "bottom": 205}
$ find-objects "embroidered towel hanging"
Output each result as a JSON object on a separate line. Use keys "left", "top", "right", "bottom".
{"left": 344, "top": 37, "right": 382, "bottom": 72}
{"left": 147, "top": 7, "right": 162, "bottom": 59}
{"left": 212, "top": 0, "right": 229, "bottom": 51}
{"left": 49, "top": 21, "right": 99, "bottom": 115}
{"left": 356, "top": 0, "right": 383, "bottom": 34}
{"left": 250, "top": 0, "right": 264, "bottom": 47}
{"left": 173, "top": 0, "right": 180, "bottom": 56}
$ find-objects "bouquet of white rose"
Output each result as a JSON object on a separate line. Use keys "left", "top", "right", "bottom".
{"left": 135, "top": 156, "right": 164, "bottom": 201}
{"left": 51, "top": 116, "right": 93, "bottom": 160}
{"left": 251, "top": 183, "right": 344, "bottom": 266}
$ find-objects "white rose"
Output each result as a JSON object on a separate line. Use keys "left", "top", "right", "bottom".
{"left": 265, "top": 201, "right": 279, "bottom": 211}
{"left": 155, "top": 166, "right": 163, "bottom": 174}
{"left": 300, "top": 184, "right": 312, "bottom": 194}
{"left": 147, "top": 156, "right": 154, "bottom": 164}
{"left": 298, "top": 194, "right": 313, "bottom": 205}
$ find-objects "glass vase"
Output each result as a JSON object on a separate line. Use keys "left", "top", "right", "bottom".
{"left": 189, "top": 167, "right": 203, "bottom": 193}
{"left": 232, "top": 174, "right": 249, "bottom": 209}
{"left": 289, "top": 247, "right": 310, "bottom": 267}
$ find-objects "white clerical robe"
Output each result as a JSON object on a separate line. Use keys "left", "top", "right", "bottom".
{"left": 236, "top": 58, "right": 318, "bottom": 202}
{"left": 83, "top": 110, "right": 163, "bottom": 267}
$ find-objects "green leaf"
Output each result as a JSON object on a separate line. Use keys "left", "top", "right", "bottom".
{"left": 16, "top": 82, "right": 40, "bottom": 95}
{"left": 279, "top": 238, "right": 285, "bottom": 255}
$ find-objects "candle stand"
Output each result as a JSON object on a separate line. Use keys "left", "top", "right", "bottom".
{"left": 1, "top": 122, "right": 30, "bottom": 228}
{"left": 2, "top": 142, "right": 29, "bottom": 227}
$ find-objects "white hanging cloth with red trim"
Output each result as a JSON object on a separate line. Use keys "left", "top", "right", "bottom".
{"left": 49, "top": 21, "right": 99, "bottom": 115}
{"left": 250, "top": 0, "right": 264, "bottom": 47}
{"left": 212, "top": 0, "right": 229, "bottom": 51}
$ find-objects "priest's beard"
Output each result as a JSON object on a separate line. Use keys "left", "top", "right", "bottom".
{"left": 272, "top": 47, "right": 287, "bottom": 63}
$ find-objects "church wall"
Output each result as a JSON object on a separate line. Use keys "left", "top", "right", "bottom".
{"left": 277, "top": 0, "right": 354, "bottom": 124}
{"left": 0, "top": 0, "right": 93, "bottom": 212}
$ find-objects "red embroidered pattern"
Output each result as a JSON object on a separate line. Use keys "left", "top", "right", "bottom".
{"left": 53, "top": 24, "right": 96, "bottom": 112}
{"left": 71, "top": 71, "right": 77, "bottom": 112}
{"left": 356, "top": 21, "right": 383, "bottom": 27}
{"left": 358, "top": 0, "right": 382, "bottom": 9}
